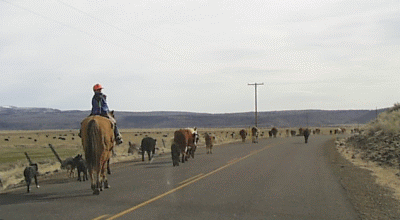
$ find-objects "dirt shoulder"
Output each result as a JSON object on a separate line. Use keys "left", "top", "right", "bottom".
{"left": 324, "top": 138, "right": 400, "bottom": 220}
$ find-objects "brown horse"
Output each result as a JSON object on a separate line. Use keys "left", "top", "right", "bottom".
{"left": 80, "top": 115, "right": 115, "bottom": 195}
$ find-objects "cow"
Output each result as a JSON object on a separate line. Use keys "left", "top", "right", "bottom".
{"left": 304, "top": 128, "right": 310, "bottom": 143}
{"left": 73, "top": 154, "right": 88, "bottom": 181}
{"left": 171, "top": 142, "right": 180, "bottom": 167}
{"left": 290, "top": 130, "right": 296, "bottom": 137}
{"left": 128, "top": 141, "right": 139, "bottom": 155}
{"left": 140, "top": 137, "right": 157, "bottom": 162}
{"left": 185, "top": 127, "right": 199, "bottom": 159}
{"left": 251, "top": 127, "right": 258, "bottom": 143}
{"left": 204, "top": 133, "right": 215, "bottom": 154}
{"left": 299, "top": 128, "right": 304, "bottom": 136}
{"left": 23, "top": 163, "right": 39, "bottom": 193}
{"left": 239, "top": 129, "right": 247, "bottom": 142}
{"left": 171, "top": 129, "right": 197, "bottom": 166}
{"left": 270, "top": 127, "right": 278, "bottom": 138}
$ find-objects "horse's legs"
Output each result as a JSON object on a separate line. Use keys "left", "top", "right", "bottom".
{"left": 107, "top": 159, "right": 111, "bottom": 175}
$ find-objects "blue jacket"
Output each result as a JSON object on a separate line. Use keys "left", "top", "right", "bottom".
{"left": 91, "top": 92, "right": 109, "bottom": 116}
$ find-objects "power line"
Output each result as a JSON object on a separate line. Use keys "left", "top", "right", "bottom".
{"left": 1, "top": 0, "right": 195, "bottom": 63}
{"left": 1, "top": 0, "right": 161, "bottom": 59}
{"left": 53, "top": 0, "right": 175, "bottom": 55}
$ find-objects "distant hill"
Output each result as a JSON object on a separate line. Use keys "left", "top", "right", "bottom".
{"left": 0, "top": 106, "right": 387, "bottom": 130}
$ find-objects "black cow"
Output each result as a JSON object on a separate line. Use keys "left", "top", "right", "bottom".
{"left": 171, "top": 142, "right": 180, "bottom": 166}
{"left": 73, "top": 154, "right": 88, "bottom": 181}
{"left": 141, "top": 137, "right": 157, "bottom": 161}
{"left": 23, "top": 163, "right": 39, "bottom": 193}
{"left": 304, "top": 128, "right": 310, "bottom": 143}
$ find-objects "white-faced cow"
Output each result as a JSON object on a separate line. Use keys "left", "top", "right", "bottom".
{"left": 185, "top": 127, "right": 199, "bottom": 159}
{"left": 171, "top": 129, "right": 197, "bottom": 166}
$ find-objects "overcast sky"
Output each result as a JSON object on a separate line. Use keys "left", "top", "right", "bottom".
{"left": 1, "top": 0, "right": 399, "bottom": 113}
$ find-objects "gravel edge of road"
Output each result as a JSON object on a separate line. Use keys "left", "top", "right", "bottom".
{"left": 324, "top": 138, "right": 400, "bottom": 220}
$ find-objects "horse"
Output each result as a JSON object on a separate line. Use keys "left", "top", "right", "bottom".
{"left": 239, "top": 129, "right": 247, "bottom": 142}
{"left": 80, "top": 115, "right": 115, "bottom": 195}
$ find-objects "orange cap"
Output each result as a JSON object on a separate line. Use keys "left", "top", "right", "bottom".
{"left": 93, "top": 84, "right": 103, "bottom": 91}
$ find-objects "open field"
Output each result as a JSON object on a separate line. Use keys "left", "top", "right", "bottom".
{"left": 0, "top": 126, "right": 353, "bottom": 190}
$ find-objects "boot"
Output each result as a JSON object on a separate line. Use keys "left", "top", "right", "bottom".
{"left": 115, "top": 136, "right": 123, "bottom": 145}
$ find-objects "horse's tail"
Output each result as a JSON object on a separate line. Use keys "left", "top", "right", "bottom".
{"left": 85, "top": 119, "right": 100, "bottom": 171}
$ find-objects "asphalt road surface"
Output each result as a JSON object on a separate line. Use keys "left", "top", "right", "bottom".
{"left": 0, "top": 135, "right": 360, "bottom": 220}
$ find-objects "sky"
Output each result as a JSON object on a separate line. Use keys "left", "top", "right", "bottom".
{"left": 1, "top": 0, "right": 399, "bottom": 113}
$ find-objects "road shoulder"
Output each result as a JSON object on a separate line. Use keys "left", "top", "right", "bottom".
{"left": 324, "top": 138, "right": 400, "bottom": 220}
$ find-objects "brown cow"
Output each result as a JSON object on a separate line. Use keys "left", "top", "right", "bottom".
{"left": 239, "top": 129, "right": 247, "bottom": 142}
{"left": 171, "top": 129, "right": 196, "bottom": 166}
{"left": 204, "top": 133, "right": 215, "bottom": 154}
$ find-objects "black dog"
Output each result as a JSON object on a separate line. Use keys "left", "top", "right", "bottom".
{"left": 23, "top": 163, "right": 39, "bottom": 193}
{"left": 73, "top": 154, "right": 88, "bottom": 181}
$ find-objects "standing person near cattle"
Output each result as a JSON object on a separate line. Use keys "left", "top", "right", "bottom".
{"left": 90, "top": 83, "right": 123, "bottom": 145}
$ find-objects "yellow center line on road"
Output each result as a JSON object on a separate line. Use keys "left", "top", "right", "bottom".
{"left": 92, "top": 214, "right": 110, "bottom": 220}
{"left": 227, "top": 158, "right": 239, "bottom": 164}
{"left": 105, "top": 144, "right": 274, "bottom": 220}
{"left": 178, "top": 173, "right": 205, "bottom": 185}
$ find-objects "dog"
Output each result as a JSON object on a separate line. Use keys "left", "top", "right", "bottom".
{"left": 73, "top": 154, "right": 88, "bottom": 181}
{"left": 23, "top": 163, "right": 39, "bottom": 193}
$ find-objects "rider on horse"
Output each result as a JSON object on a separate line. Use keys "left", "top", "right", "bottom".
{"left": 90, "top": 83, "right": 123, "bottom": 145}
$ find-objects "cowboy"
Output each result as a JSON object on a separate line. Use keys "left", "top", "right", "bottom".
{"left": 91, "top": 83, "right": 123, "bottom": 145}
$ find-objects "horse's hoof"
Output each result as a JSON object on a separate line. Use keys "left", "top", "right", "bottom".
{"left": 93, "top": 189, "right": 100, "bottom": 195}
{"left": 105, "top": 185, "right": 110, "bottom": 189}
{"left": 36, "top": 185, "right": 40, "bottom": 188}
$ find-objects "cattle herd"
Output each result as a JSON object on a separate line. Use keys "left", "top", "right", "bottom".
{"left": 18, "top": 126, "right": 355, "bottom": 194}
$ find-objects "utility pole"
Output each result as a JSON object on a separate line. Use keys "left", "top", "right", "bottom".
{"left": 248, "top": 83, "right": 264, "bottom": 127}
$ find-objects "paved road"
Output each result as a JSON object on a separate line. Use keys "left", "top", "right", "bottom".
{"left": 0, "top": 135, "right": 360, "bottom": 220}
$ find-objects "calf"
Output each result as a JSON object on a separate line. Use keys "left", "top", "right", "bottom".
{"left": 73, "top": 154, "right": 88, "bottom": 181}
{"left": 171, "top": 142, "right": 180, "bottom": 166}
{"left": 141, "top": 137, "right": 157, "bottom": 161}
{"left": 204, "top": 133, "right": 215, "bottom": 154}
{"left": 23, "top": 163, "right": 39, "bottom": 193}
